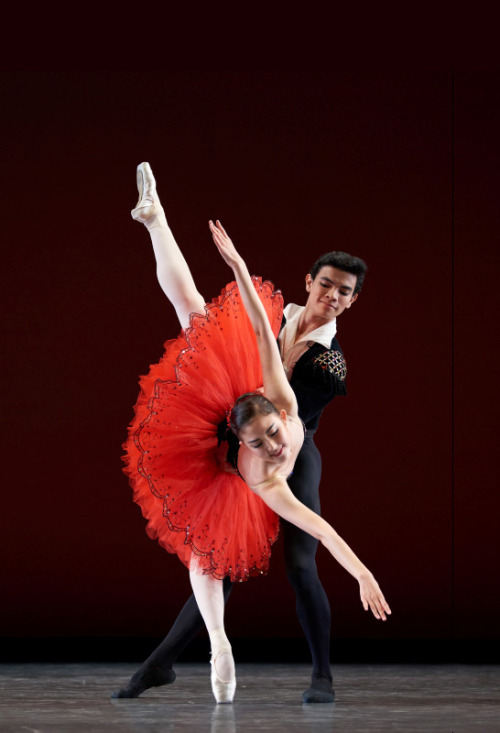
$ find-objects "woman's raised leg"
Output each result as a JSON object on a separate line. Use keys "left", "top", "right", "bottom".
{"left": 189, "top": 569, "right": 236, "bottom": 704}
{"left": 132, "top": 162, "right": 205, "bottom": 330}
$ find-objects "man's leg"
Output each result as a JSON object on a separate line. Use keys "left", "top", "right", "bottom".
{"left": 112, "top": 577, "right": 233, "bottom": 698}
{"left": 282, "top": 437, "right": 334, "bottom": 703}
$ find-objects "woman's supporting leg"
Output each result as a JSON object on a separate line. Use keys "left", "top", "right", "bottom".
{"left": 111, "top": 578, "right": 234, "bottom": 699}
{"left": 190, "top": 570, "right": 236, "bottom": 703}
{"left": 132, "top": 162, "right": 205, "bottom": 330}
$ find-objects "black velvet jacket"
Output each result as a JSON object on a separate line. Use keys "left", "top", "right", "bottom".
{"left": 280, "top": 315, "right": 347, "bottom": 432}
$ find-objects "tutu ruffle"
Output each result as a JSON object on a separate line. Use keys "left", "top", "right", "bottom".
{"left": 123, "top": 278, "right": 284, "bottom": 582}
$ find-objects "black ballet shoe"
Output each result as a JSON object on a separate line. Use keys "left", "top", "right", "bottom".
{"left": 111, "top": 665, "right": 176, "bottom": 698}
{"left": 302, "top": 675, "right": 335, "bottom": 704}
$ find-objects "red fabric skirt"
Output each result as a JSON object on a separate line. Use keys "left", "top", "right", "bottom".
{"left": 123, "top": 278, "right": 284, "bottom": 582}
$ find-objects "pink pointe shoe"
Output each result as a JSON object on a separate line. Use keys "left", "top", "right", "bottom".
{"left": 211, "top": 648, "right": 237, "bottom": 704}
{"left": 131, "top": 162, "right": 165, "bottom": 228}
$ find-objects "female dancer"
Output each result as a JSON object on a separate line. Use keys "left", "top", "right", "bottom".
{"left": 124, "top": 163, "right": 390, "bottom": 704}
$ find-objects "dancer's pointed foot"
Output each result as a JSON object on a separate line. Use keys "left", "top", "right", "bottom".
{"left": 302, "top": 674, "right": 335, "bottom": 704}
{"left": 111, "top": 665, "right": 176, "bottom": 699}
{"left": 211, "top": 648, "right": 236, "bottom": 704}
{"left": 131, "top": 162, "right": 167, "bottom": 229}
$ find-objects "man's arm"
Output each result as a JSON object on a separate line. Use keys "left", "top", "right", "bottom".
{"left": 291, "top": 345, "right": 347, "bottom": 425}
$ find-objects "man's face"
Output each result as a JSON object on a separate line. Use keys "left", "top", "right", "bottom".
{"left": 304, "top": 266, "right": 358, "bottom": 323}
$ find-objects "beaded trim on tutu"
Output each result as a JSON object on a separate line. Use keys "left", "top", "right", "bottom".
{"left": 123, "top": 278, "right": 284, "bottom": 582}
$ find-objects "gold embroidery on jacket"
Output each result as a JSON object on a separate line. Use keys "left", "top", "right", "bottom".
{"left": 313, "top": 350, "right": 347, "bottom": 380}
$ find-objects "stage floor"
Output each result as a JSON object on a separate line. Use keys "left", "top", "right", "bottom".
{"left": 0, "top": 663, "right": 498, "bottom": 732}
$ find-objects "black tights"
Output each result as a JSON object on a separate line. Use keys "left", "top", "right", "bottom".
{"left": 138, "top": 577, "right": 233, "bottom": 671}
{"left": 283, "top": 436, "right": 331, "bottom": 681}
{"left": 116, "top": 436, "right": 331, "bottom": 695}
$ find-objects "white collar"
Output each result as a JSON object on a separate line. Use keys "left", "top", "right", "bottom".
{"left": 281, "top": 303, "right": 337, "bottom": 350}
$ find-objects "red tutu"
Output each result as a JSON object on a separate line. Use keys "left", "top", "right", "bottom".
{"left": 123, "top": 278, "right": 284, "bottom": 582}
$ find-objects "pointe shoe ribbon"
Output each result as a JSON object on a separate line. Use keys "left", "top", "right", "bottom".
{"left": 211, "top": 647, "right": 237, "bottom": 704}
{"left": 131, "top": 162, "right": 166, "bottom": 229}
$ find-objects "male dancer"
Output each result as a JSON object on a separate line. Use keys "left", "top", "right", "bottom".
{"left": 113, "top": 248, "right": 367, "bottom": 704}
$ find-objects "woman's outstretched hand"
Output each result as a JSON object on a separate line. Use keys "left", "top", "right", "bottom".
{"left": 209, "top": 220, "right": 243, "bottom": 269}
{"left": 359, "top": 573, "right": 392, "bottom": 621}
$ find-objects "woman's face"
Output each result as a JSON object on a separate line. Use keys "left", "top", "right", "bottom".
{"left": 238, "top": 411, "right": 290, "bottom": 463}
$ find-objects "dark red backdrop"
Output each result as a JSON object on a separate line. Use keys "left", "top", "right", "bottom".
{"left": 2, "top": 72, "right": 498, "bottom": 660}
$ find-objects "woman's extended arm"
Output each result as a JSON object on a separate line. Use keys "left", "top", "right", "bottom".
{"left": 209, "top": 220, "right": 296, "bottom": 413}
{"left": 253, "top": 475, "right": 391, "bottom": 620}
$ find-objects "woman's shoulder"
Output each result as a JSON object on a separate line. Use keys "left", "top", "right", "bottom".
{"left": 287, "top": 413, "right": 306, "bottom": 433}
{"left": 237, "top": 447, "right": 266, "bottom": 486}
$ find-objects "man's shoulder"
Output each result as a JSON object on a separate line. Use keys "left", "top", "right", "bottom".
{"left": 329, "top": 335, "right": 343, "bottom": 352}
{"left": 303, "top": 335, "right": 344, "bottom": 358}
{"left": 291, "top": 336, "right": 347, "bottom": 383}
{"left": 309, "top": 344, "right": 347, "bottom": 382}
